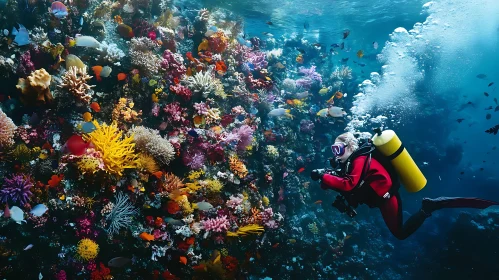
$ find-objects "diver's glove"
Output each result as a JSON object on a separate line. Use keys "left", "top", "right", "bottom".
{"left": 311, "top": 169, "right": 326, "bottom": 181}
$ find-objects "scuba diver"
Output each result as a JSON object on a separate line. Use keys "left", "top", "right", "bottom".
{"left": 311, "top": 131, "right": 499, "bottom": 240}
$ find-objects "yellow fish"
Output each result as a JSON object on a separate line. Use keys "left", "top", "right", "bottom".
{"left": 318, "top": 87, "right": 329, "bottom": 95}
{"left": 357, "top": 50, "right": 364, "bottom": 58}
{"left": 316, "top": 108, "right": 329, "bottom": 118}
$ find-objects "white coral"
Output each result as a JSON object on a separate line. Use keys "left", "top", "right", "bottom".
{"left": 130, "top": 126, "right": 175, "bottom": 165}
{"left": 331, "top": 66, "right": 352, "bottom": 80}
{"left": 175, "top": 225, "right": 193, "bottom": 237}
{"left": 129, "top": 37, "right": 161, "bottom": 76}
{"left": 98, "top": 41, "right": 125, "bottom": 64}
{"left": 183, "top": 70, "right": 215, "bottom": 98}
{"left": 58, "top": 66, "right": 95, "bottom": 104}
{"left": 205, "top": 108, "right": 221, "bottom": 124}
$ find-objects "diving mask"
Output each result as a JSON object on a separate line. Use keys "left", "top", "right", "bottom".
{"left": 331, "top": 142, "right": 348, "bottom": 157}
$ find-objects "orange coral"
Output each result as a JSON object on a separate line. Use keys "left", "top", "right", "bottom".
{"left": 112, "top": 98, "right": 142, "bottom": 125}
{"left": 248, "top": 207, "right": 262, "bottom": 224}
{"left": 229, "top": 156, "right": 248, "bottom": 178}
{"left": 166, "top": 200, "right": 180, "bottom": 214}
{"left": 158, "top": 172, "right": 184, "bottom": 194}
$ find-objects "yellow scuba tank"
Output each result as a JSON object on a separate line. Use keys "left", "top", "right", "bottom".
{"left": 371, "top": 129, "right": 426, "bottom": 192}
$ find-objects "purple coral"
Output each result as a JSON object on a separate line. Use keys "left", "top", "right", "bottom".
{"left": 193, "top": 102, "right": 209, "bottom": 115}
{"left": 300, "top": 119, "right": 315, "bottom": 134}
{"left": 161, "top": 50, "right": 186, "bottom": 83}
{"left": 201, "top": 215, "right": 230, "bottom": 232}
{"left": 55, "top": 270, "right": 67, "bottom": 280}
{"left": 17, "top": 51, "right": 35, "bottom": 77}
{"left": 1, "top": 174, "right": 34, "bottom": 205}
{"left": 245, "top": 51, "right": 268, "bottom": 71}
{"left": 235, "top": 125, "right": 254, "bottom": 151}
{"left": 296, "top": 66, "right": 322, "bottom": 89}
{"left": 182, "top": 147, "right": 206, "bottom": 170}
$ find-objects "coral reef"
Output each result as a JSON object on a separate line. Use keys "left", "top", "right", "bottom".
{"left": 58, "top": 66, "right": 95, "bottom": 104}
{"left": 16, "top": 68, "right": 53, "bottom": 106}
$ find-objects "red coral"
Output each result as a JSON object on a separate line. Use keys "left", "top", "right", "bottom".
{"left": 222, "top": 255, "right": 239, "bottom": 272}
{"left": 90, "top": 263, "right": 111, "bottom": 280}
{"left": 166, "top": 201, "right": 180, "bottom": 214}
{"left": 169, "top": 84, "right": 192, "bottom": 101}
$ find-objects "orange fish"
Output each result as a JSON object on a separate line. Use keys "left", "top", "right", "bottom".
{"left": 139, "top": 232, "right": 155, "bottom": 241}
{"left": 117, "top": 24, "right": 134, "bottom": 39}
{"left": 82, "top": 112, "right": 92, "bottom": 122}
{"left": 192, "top": 264, "right": 206, "bottom": 271}
{"left": 215, "top": 61, "right": 227, "bottom": 73}
{"left": 117, "top": 73, "right": 127, "bottom": 81}
{"left": 297, "top": 167, "right": 305, "bottom": 173}
{"left": 198, "top": 39, "right": 209, "bottom": 52}
{"left": 152, "top": 171, "right": 163, "bottom": 179}
{"left": 335, "top": 91, "right": 343, "bottom": 99}
{"left": 90, "top": 102, "right": 101, "bottom": 112}
{"left": 179, "top": 256, "right": 187, "bottom": 265}
{"left": 272, "top": 243, "right": 280, "bottom": 248}
{"left": 92, "top": 66, "right": 103, "bottom": 82}
{"left": 314, "top": 200, "right": 323, "bottom": 204}
{"left": 48, "top": 174, "right": 63, "bottom": 188}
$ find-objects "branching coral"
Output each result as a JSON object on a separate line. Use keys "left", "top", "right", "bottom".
{"left": 161, "top": 49, "right": 186, "bottom": 82}
{"left": 229, "top": 156, "right": 248, "bottom": 178}
{"left": 205, "top": 179, "right": 223, "bottom": 193}
{"left": 0, "top": 109, "right": 16, "bottom": 148}
{"left": 112, "top": 98, "right": 142, "bottom": 125}
{"left": 77, "top": 156, "right": 103, "bottom": 175}
{"left": 58, "top": 66, "right": 95, "bottom": 104}
{"left": 0, "top": 174, "right": 33, "bottom": 205}
{"left": 83, "top": 121, "right": 138, "bottom": 177}
{"left": 331, "top": 66, "right": 353, "bottom": 80}
{"left": 129, "top": 37, "right": 161, "bottom": 77}
{"left": 201, "top": 216, "right": 230, "bottom": 233}
{"left": 226, "top": 224, "right": 264, "bottom": 237}
{"left": 205, "top": 108, "right": 221, "bottom": 124}
{"left": 159, "top": 173, "right": 184, "bottom": 193}
{"left": 106, "top": 193, "right": 138, "bottom": 235}
{"left": 129, "top": 126, "right": 175, "bottom": 165}
{"left": 16, "top": 68, "right": 53, "bottom": 105}
{"left": 183, "top": 70, "right": 215, "bottom": 98}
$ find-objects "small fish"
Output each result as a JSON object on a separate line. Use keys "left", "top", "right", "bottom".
{"left": 297, "top": 167, "right": 305, "bottom": 173}
{"left": 187, "top": 129, "right": 199, "bottom": 138}
{"left": 12, "top": 24, "right": 30, "bottom": 46}
{"left": 495, "top": 106, "right": 499, "bottom": 112}
{"left": 484, "top": 92, "right": 489, "bottom": 97}
{"left": 356, "top": 50, "right": 364, "bottom": 58}
{"left": 101, "top": 66, "right": 112, "bottom": 78}
{"left": 92, "top": 66, "right": 103, "bottom": 81}
{"left": 268, "top": 108, "right": 293, "bottom": 119}
{"left": 486, "top": 113, "right": 492, "bottom": 120}
{"left": 476, "top": 74, "right": 487, "bottom": 79}
{"left": 108, "top": 257, "right": 132, "bottom": 268}
{"left": 288, "top": 239, "right": 297, "bottom": 244}
{"left": 485, "top": 124, "right": 499, "bottom": 135}
{"left": 272, "top": 243, "right": 280, "bottom": 248}
{"left": 117, "top": 73, "right": 127, "bottom": 81}
{"left": 82, "top": 112, "right": 92, "bottom": 122}
{"left": 480, "top": 168, "right": 484, "bottom": 171}
{"left": 179, "top": 256, "right": 187, "bottom": 265}
{"left": 373, "top": 41, "right": 378, "bottom": 49}
{"left": 304, "top": 22, "right": 309, "bottom": 30}
{"left": 489, "top": 82, "right": 495, "bottom": 87}
{"left": 90, "top": 102, "right": 101, "bottom": 112}
{"left": 485, "top": 106, "right": 493, "bottom": 110}
{"left": 139, "top": 232, "right": 155, "bottom": 241}
{"left": 9, "top": 206, "right": 26, "bottom": 224}
{"left": 152, "top": 171, "right": 163, "bottom": 179}
{"left": 495, "top": 98, "right": 498, "bottom": 105}
{"left": 164, "top": 217, "right": 184, "bottom": 226}
{"left": 342, "top": 29, "right": 350, "bottom": 39}
{"left": 116, "top": 24, "right": 134, "bottom": 39}
{"left": 24, "top": 244, "right": 34, "bottom": 251}
{"left": 30, "top": 204, "right": 48, "bottom": 217}
{"left": 331, "top": 43, "right": 340, "bottom": 48}
{"left": 296, "top": 48, "right": 306, "bottom": 54}
{"left": 457, "top": 118, "right": 465, "bottom": 123}
{"left": 49, "top": 1, "right": 68, "bottom": 19}
{"left": 341, "top": 57, "right": 349, "bottom": 63}
{"left": 460, "top": 171, "right": 464, "bottom": 175}
{"left": 193, "top": 201, "right": 213, "bottom": 211}
{"left": 314, "top": 200, "right": 322, "bottom": 204}
{"left": 266, "top": 21, "right": 273, "bottom": 25}
{"left": 340, "top": 42, "right": 345, "bottom": 49}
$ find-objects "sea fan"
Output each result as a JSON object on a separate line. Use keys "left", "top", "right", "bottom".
{"left": 105, "top": 192, "right": 139, "bottom": 235}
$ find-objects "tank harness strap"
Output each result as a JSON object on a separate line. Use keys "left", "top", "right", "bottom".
{"left": 387, "top": 144, "right": 405, "bottom": 161}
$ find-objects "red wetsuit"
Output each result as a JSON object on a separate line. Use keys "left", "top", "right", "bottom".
{"left": 320, "top": 155, "right": 499, "bottom": 240}
{"left": 320, "top": 155, "right": 411, "bottom": 239}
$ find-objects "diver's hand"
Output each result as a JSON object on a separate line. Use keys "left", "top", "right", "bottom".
{"left": 311, "top": 169, "right": 326, "bottom": 181}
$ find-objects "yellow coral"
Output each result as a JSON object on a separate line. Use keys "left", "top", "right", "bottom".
{"left": 17, "top": 68, "right": 53, "bottom": 106}
{"left": 262, "top": 196, "right": 270, "bottom": 207}
{"left": 229, "top": 155, "right": 248, "bottom": 178}
{"left": 76, "top": 238, "right": 99, "bottom": 261}
{"left": 185, "top": 182, "right": 202, "bottom": 192}
{"left": 137, "top": 153, "right": 159, "bottom": 173}
{"left": 206, "top": 179, "right": 223, "bottom": 193}
{"left": 83, "top": 121, "right": 138, "bottom": 177}
{"left": 77, "top": 156, "right": 102, "bottom": 175}
{"left": 227, "top": 224, "right": 264, "bottom": 237}
{"left": 112, "top": 98, "right": 142, "bottom": 125}
{"left": 187, "top": 169, "right": 204, "bottom": 181}
{"left": 175, "top": 194, "right": 193, "bottom": 215}
{"left": 11, "top": 143, "right": 33, "bottom": 163}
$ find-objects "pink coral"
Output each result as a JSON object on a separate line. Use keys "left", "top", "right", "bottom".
{"left": 193, "top": 102, "right": 209, "bottom": 115}
{"left": 17, "top": 51, "right": 35, "bottom": 77}
{"left": 226, "top": 194, "right": 243, "bottom": 209}
{"left": 161, "top": 50, "right": 186, "bottom": 83}
{"left": 201, "top": 215, "right": 230, "bottom": 232}
{"left": 163, "top": 102, "right": 187, "bottom": 124}
{"left": 182, "top": 147, "right": 206, "bottom": 170}
{"left": 169, "top": 84, "right": 192, "bottom": 101}
{"left": 55, "top": 270, "right": 67, "bottom": 280}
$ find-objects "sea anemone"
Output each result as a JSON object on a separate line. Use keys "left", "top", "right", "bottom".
{"left": 0, "top": 174, "right": 33, "bottom": 205}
